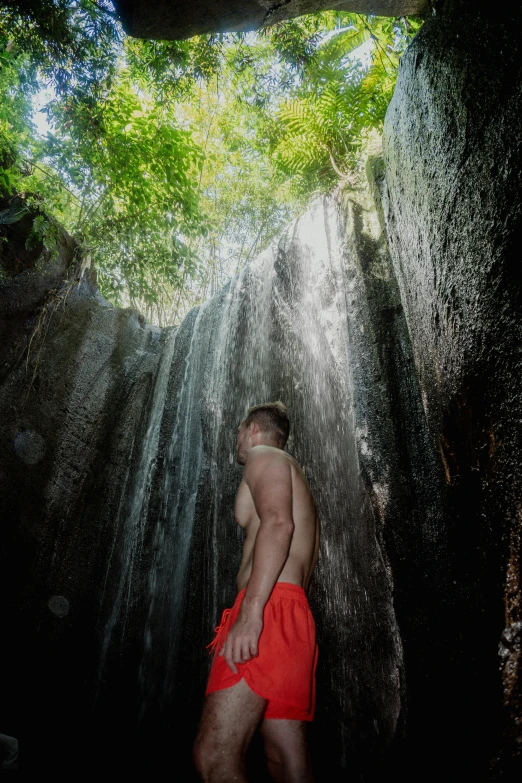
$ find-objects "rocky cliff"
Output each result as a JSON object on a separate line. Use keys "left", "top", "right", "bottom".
{"left": 1, "top": 1, "right": 521, "bottom": 779}
{"left": 382, "top": 3, "right": 522, "bottom": 776}
{"left": 114, "top": 0, "right": 428, "bottom": 40}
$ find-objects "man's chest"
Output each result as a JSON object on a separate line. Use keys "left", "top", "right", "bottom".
{"left": 234, "top": 479, "right": 259, "bottom": 530}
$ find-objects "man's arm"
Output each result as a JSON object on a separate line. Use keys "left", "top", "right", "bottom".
{"left": 220, "top": 448, "right": 294, "bottom": 673}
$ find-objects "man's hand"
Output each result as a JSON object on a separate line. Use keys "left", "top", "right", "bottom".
{"left": 219, "top": 609, "right": 263, "bottom": 674}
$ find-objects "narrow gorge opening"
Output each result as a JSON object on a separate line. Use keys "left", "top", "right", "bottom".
{"left": 1, "top": 1, "right": 521, "bottom": 780}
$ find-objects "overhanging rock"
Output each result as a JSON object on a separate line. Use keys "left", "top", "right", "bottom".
{"left": 113, "top": 0, "right": 429, "bottom": 40}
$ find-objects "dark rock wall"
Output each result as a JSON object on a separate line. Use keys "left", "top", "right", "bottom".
{"left": 0, "top": 202, "right": 169, "bottom": 772}
{"left": 382, "top": 2, "right": 522, "bottom": 777}
{"left": 1, "top": 182, "right": 410, "bottom": 780}
{"left": 2, "top": 2, "right": 522, "bottom": 780}
{"left": 114, "top": 0, "right": 428, "bottom": 41}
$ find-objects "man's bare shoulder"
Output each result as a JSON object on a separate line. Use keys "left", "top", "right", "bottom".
{"left": 245, "top": 446, "right": 294, "bottom": 468}
{"left": 243, "top": 446, "right": 292, "bottom": 483}
{"left": 244, "top": 447, "right": 313, "bottom": 494}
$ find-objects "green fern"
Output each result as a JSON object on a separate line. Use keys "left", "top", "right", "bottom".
{"left": 273, "top": 15, "right": 422, "bottom": 188}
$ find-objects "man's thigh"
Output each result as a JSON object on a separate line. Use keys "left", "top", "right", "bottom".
{"left": 260, "top": 718, "right": 309, "bottom": 753}
{"left": 196, "top": 678, "right": 268, "bottom": 754}
{"left": 261, "top": 718, "right": 313, "bottom": 778}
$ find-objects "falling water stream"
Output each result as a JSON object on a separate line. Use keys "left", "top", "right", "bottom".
{"left": 98, "top": 194, "right": 403, "bottom": 771}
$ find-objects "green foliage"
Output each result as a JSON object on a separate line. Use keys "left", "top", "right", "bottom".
{"left": 1, "top": 8, "right": 207, "bottom": 316}
{"left": 25, "top": 212, "right": 60, "bottom": 254}
{"left": 273, "top": 14, "right": 424, "bottom": 193}
{"left": 37, "top": 67, "right": 205, "bottom": 305}
{"left": 175, "top": 78, "right": 299, "bottom": 307}
{"left": 0, "top": 2, "right": 424, "bottom": 324}
{"left": 0, "top": 0, "right": 120, "bottom": 96}
{"left": 125, "top": 34, "right": 230, "bottom": 100}
{"left": 0, "top": 42, "right": 36, "bottom": 180}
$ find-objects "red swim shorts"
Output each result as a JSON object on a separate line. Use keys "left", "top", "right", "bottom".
{"left": 205, "top": 582, "right": 318, "bottom": 721}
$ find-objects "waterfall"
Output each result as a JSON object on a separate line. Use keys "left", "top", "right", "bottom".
{"left": 97, "top": 192, "right": 403, "bottom": 772}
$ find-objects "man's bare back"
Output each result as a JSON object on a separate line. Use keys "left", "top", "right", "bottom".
{"left": 235, "top": 446, "right": 319, "bottom": 594}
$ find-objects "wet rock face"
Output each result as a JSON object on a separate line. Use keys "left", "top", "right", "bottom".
{"left": 13, "top": 430, "right": 46, "bottom": 465}
{"left": 114, "top": 0, "right": 428, "bottom": 40}
{"left": 0, "top": 196, "right": 76, "bottom": 315}
{"left": 2, "top": 172, "right": 415, "bottom": 777}
{"left": 2, "top": 3, "right": 522, "bottom": 779}
{"left": 0, "top": 204, "right": 168, "bottom": 774}
{"left": 383, "top": 2, "right": 522, "bottom": 776}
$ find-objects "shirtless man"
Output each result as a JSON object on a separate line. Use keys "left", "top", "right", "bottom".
{"left": 194, "top": 401, "right": 320, "bottom": 783}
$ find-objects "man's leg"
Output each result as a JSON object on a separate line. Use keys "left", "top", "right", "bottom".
{"left": 193, "top": 678, "right": 267, "bottom": 783}
{"left": 260, "top": 719, "right": 314, "bottom": 783}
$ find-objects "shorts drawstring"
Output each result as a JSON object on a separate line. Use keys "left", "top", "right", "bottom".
{"left": 206, "top": 608, "right": 231, "bottom": 655}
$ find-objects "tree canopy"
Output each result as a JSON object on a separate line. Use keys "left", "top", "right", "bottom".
{"left": 0, "top": 2, "right": 423, "bottom": 324}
